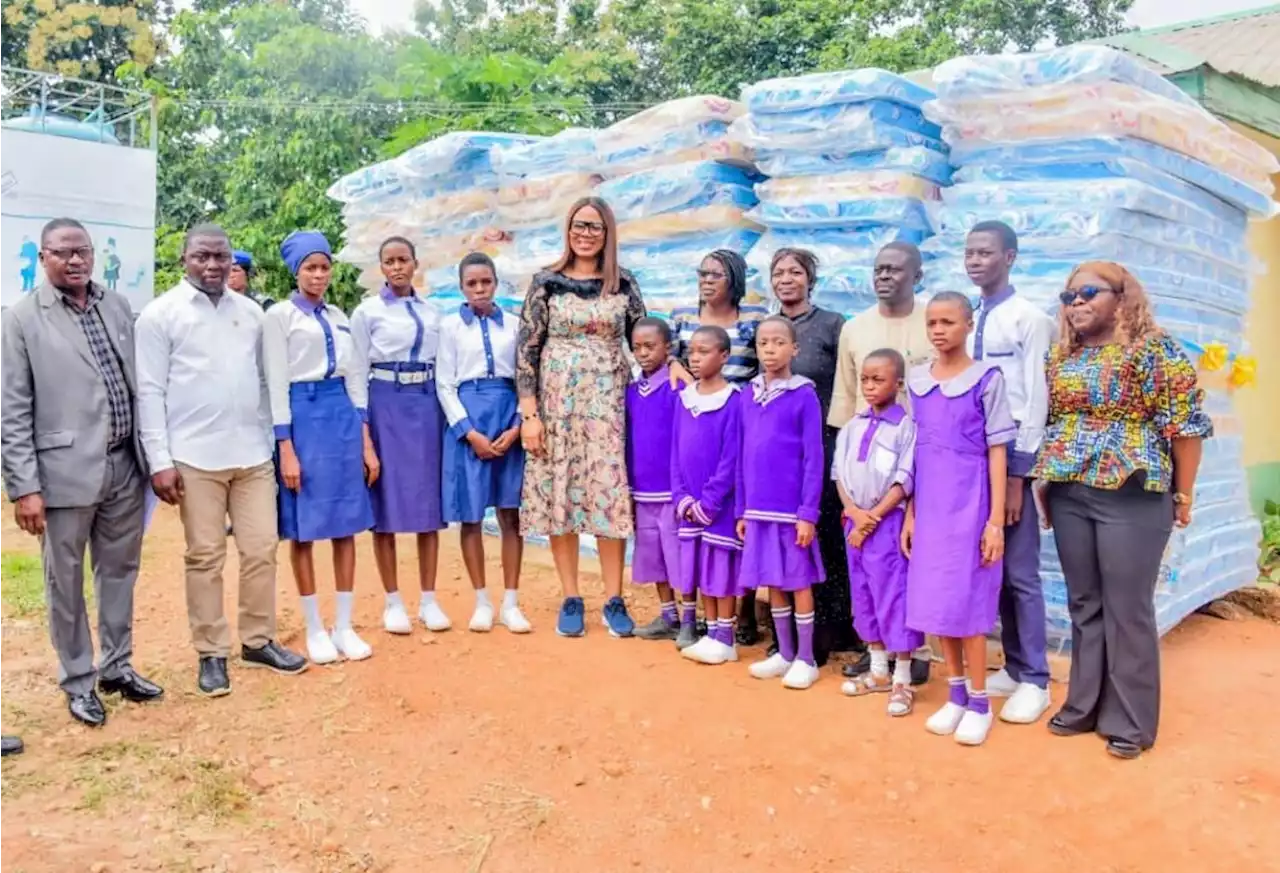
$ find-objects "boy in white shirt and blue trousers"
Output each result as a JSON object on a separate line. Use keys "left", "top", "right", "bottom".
{"left": 964, "top": 220, "right": 1056, "bottom": 724}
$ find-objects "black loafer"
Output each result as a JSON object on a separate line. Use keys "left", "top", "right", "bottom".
{"left": 68, "top": 692, "right": 107, "bottom": 727}
{"left": 242, "top": 641, "right": 308, "bottom": 675}
{"left": 1105, "top": 737, "right": 1144, "bottom": 760}
{"left": 735, "top": 622, "right": 760, "bottom": 647}
{"left": 99, "top": 669, "right": 164, "bottom": 703}
{"left": 843, "top": 650, "right": 873, "bottom": 678}
{"left": 910, "top": 656, "right": 931, "bottom": 686}
{"left": 198, "top": 657, "right": 231, "bottom": 697}
{"left": 1048, "top": 715, "right": 1090, "bottom": 738}
{"left": 2, "top": 735, "right": 24, "bottom": 757}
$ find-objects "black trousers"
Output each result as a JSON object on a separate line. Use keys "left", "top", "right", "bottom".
{"left": 1048, "top": 479, "right": 1172, "bottom": 748}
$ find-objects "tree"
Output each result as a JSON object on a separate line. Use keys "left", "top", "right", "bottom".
{"left": 1, "top": 0, "right": 170, "bottom": 81}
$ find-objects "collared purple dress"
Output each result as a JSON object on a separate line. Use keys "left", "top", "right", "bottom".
{"left": 735, "top": 375, "right": 827, "bottom": 592}
{"left": 832, "top": 403, "right": 922, "bottom": 653}
{"left": 905, "top": 361, "right": 1016, "bottom": 638}
{"left": 670, "top": 383, "right": 742, "bottom": 598}
{"left": 625, "top": 365, "right": 681, "bottom": 587}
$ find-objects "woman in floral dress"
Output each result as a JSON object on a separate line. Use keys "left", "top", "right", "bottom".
{"left": 518, "top": 197, "right": 647, "bottom": 639}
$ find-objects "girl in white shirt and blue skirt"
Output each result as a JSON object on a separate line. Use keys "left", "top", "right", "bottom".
{"left": 437, "top": 253, "right": 529, "bottom": 634}
{"left": 264, "top": 231, "right": 378, "bottom": 666}
{"left": 349, "top": 236, "right": 448, "bottom": 637}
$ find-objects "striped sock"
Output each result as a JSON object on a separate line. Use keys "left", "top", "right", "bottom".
{"left": 680, "top": 602, "right": 696, "bottom": 629}
{"left": 771, "top": 606, "right": 795, "bottom": 662}
{"left": 660, "top": 600, "right": 678, "bottom": 627}
{"left": 968, "top": 690, "right": 990, "bottom": 715}
{"left": 948, "top": 677, "right": 969, "bottom": 707}
{"left": 795, "top": 610, "right": 816, "bottom": 666}
{"left": 718, "top": 619, "right": 734, "bottom": 647}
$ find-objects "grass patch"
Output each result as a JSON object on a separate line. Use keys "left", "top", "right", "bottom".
{"left": 1, "top": 553, "right": 44, "bottom": 618}
{"left": 177, "top": 757, "right": 252, "bottom": 822}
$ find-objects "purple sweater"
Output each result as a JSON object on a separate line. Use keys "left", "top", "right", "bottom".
{"left": 671, "top": 384, "right": 742, "bottom": 550}
{"left": 624, "top": 365, "right": 678, "bottom": 503}
{"left": 735, "top": 375, "right": 825, "bottom": 524}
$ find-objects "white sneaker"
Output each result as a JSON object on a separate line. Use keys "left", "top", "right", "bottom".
{"left": 331, "top": 627, "right": 372, "bottom": 661}
{"left": 719, "top": 641, "right": 739, "bottom": 663}
{"left": 781, "top": 660, "right": 820, "bottom": 690}
{"left": 955, "top": 708, "right": 995, "bottom": 746}
{"left": 748, "top": 652, "right": 792, "bottom": 680}
{"left": 1000, "top": 682, "right": 1051, "bottom": 724}
{"left": 985, "top": 668, "right": 1019, "bottom": 697}
{"left": 925, "top": 702, "right": 967, "bottom": 736}
{"left": 682, "top": 636, "right": 727, "bottom": 665}
{"left": 419, "top": 600, "right": 452, "bottom": 632}
{"left": 382, "top": 602, "right": 412, "bottom": 635}
{"left": 306, "top": 629, "right": 340, "bottom": 665}
{"left": 469, "top": 602, "right": 495, "bottom": 632}
{"left": 499, "top": 604, "right": 532, "bottom": 634}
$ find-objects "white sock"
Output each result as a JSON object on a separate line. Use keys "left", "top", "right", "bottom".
{"left": 335, "top": 591, "right": 354, "bottom": 631}
{"left": 385, "top": 591, "right": 403, "bottom": 610}
{"left": 870, "top": 648, "right": 890, "bottom": 677}
{"left": 475, "top": 587, "right": 491, "bottom": 607}
{"left": 300, "top": 594, "right": 324, "bottom": 634}
{"left": 893, "top": 655, "right": 912, "bottom": 686}
{"left": 420, "top": 591, "right": 437, "bottom": 608}
{"left": 502, "top": 589, "right": 518, "bottom": 610}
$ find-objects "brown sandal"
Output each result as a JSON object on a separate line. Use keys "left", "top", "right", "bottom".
{"left": 887, "top": 683, "right": 915, "bottom": 717}
{"left": 841, "top": 673, "right": 893, "bottom": 697}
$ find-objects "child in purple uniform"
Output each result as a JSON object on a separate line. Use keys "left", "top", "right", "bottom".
{"left": 626, "top": 318, "right": 689, "bottom": 646}
{"left": 673, "top": 326, "right": 744, "bottom": 667}
{"left": 833, "top": 349, "right": 921, "bottom": 716}
{"left": 902, "top": 292, "right": 1014, "bottom": 747}
{"left": 737, "top": 316, "right": 827, "bottom": 691}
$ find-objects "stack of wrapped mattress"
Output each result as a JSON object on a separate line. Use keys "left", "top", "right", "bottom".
{"left": 731, "top": 69, "right": 953, "bottom": 313}
{"left": 923, "top": 45, "right": 1277, "bottom": 650}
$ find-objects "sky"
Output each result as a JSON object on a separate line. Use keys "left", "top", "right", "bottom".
{"left": 352, "top": 0, "right": 1278, "bottom": 35}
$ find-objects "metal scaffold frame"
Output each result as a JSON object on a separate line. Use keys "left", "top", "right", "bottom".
{"left": 1, "top": 66, "right": 157, "bottom": 149}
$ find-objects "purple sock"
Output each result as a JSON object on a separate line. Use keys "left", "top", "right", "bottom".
{"left": 660, "top": 600, "right": 678, "bottom": 627}
{"left": 680, "top": 602, "right": 696, "bottom": 629}
{"left": 795, "top": 610, "right": 815, "bottom": 666}
{"left": 948, "top": 678, "right": 969, "bottom": 707}
{"left": 771, "top": 606, "right": 796, "bottom": 661}
{"left": 968, "top": 691, "right": 990, "bottom": 715}
{"left": 718, "top": 619, "right": 735, "bottom": 646}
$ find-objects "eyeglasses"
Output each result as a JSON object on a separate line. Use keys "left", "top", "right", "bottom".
{"left": 1059, "top": 285, "right": 1116, "bottom": 306}
{"left": 696, "top": 269, "right": 726, "bottom": 281}
{"left": 570, "top": 220, "right": 605, "bottom": 236}
{"left": 43, "top": 246, "right": 94, "bottom": 261}
{"left": 186, "top": 251, "right": 232, "bottom": 264}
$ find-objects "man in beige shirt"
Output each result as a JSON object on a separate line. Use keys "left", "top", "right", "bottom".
{"left": 829, "top": 241, "right": 934, "bottom": 684}
{"left": 828, "top": 242, "right": 932, "bottom": 429}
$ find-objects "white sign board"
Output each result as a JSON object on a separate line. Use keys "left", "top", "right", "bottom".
{"left": 1, "top": 129, "right": 157, "bottom": 313}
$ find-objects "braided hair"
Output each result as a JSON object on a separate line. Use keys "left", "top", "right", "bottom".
{"left": 703, "top": 249, "right": 748, "bottom": 309}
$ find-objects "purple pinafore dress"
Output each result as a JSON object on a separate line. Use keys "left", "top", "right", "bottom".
{"left": 904, "top": 361, "right": 1016, "bottom": 638}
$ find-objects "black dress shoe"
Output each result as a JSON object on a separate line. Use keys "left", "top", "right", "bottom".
{"left": 1105, "top": 737, "right": 1145, "bottom": 760}
{"left": 2, "top": 735, "right": 24, "bottom": 756}
{"left": 1048, "top": 714, "right": 1090, "bottom": 738}
{"left": 99, "top": 669, "right": 164, "bottom": 703}
{"left": 68, "top": 692, "right": 107, "bottom": 727}
{"left": 198, "top": 657, "right": 231, "bottom": 697}
{"left": 843, "top": 650, "right": 873, "bottom": 678}
{"left": 242, "top": 641, "right": 308, "bottom": 675}
{"left": 910, "top": 656, "right": 931, "bottom": 686}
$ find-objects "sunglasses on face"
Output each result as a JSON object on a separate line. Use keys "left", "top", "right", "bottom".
{"left": 1060, "top": 285, "right": 1115, "bottom": 306}
{"left": 696, "top": 269, "right": 726, "bottom": 281}
{"left": 570, "top": 220, "right": 605, "bottom": 236}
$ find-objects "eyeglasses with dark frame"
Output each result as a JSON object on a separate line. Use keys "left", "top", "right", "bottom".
{"left": 569, "top": 220, "right": 605, "bottom": 237}
{"left": 43, "top": 246, "right": 94, "bottom": 261}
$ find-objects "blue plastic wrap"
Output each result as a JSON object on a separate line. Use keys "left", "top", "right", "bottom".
{"left": 754, "top": 146, "right": 954, "bottom": 185}
{"left": 598, "top": 162, "right": 760, "bottom": 221}
{"left": 746, "top": 226, "right": 926, "bottom": 275}
{"left": 745, "top": 100, "right": 942, "bottom": 140}
{"left": 733, "top": 114, "right": 947, "bottom": 156}
{"left": 743, "top": 68, "right": 935, "bottom": 114}
{"left": 396, "top": 131, "right": 540, "bottom": 183}
{"left": 493, "top": 128, "right": 598, "bottom": 179}
{"left": 750, "top": 196, "right": 934, "bottom": 232}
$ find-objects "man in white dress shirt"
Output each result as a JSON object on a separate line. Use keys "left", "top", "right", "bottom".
{"left": 964, "top": 220, "right": 1055, "bottom": 725}
{"left": 135, "top": 223, "right": 307, "bottom": 697}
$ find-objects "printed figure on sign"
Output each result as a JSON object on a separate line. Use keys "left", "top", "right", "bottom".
{"left": 18, "top": 236, "right": 38, "bottom": 292}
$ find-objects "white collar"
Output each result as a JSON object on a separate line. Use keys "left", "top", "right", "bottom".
{"left": 750, "top": 372, "right": 813, "bottom": 405}
{"left": 907, "top": 360, "right": 1001, "bottom": 398}
{"left": 680, "top": 382, "right": 739, "bottom": 415}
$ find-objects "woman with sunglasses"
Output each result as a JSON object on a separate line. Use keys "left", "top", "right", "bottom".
{"left": 518, "top": 197, "right": 648, "bottom": 639}
{"left": 1032, "top": 261, "right": 1210, "bottom": 760}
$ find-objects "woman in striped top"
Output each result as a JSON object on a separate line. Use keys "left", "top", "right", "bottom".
{"left": 668, "top": 250, "right": 768, "bottom": 385}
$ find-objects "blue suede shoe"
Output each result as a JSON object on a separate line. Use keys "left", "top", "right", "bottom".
{"left": 556, "top": 596, "right": 586, "bottom": 638}
{"left": 602, "top": 596, "right": 635, "bottom": 638}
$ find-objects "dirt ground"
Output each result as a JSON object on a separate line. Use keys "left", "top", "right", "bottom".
{"left": 2, "top": 505, "right": 1279, "bottom": 873}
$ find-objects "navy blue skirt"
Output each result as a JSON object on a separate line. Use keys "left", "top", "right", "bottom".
{"left": 367, "top": 367, "right": 445, "bottom": 534}
{"left": 442, "top": 378, "right": 524, "bottom": 524}
{"left": 277, "top": 378, "right": 374, "bottom": 542}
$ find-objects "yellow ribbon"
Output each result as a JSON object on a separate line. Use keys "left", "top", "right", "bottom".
{"left": 1199, "top": 341, "right": 1229, "bottom": 372}
{"left": 1229, "top": 355, "right": 1257, "bottom": 389}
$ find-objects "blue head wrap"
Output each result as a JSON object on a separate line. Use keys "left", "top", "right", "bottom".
{"left": 280, "top": 231, "right": 332, "bottom": 276}
{"left": 232, "top": 250, "right": 253, "bottom": 270}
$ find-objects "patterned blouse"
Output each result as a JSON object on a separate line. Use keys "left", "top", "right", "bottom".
{"left": 669, "top": 303, "right": 770, "bottom": 384}
{"left": 1030, "top": 333, "right": 1212, "bottom": 492}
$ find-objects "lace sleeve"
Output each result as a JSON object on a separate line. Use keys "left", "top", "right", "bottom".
{"left": 517, "top": 276, "right": 550, "bottom": 399}
{"left": 623, "top": 272, "right": 647, "bottom": 339}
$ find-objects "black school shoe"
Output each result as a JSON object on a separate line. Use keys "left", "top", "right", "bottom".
{"left": 198, "top": 657, "right": 231, "bottom": 697}
{"left": 1, "top": 735, "right": 23, "bottom": 757}
{"left": 242, "top": 641, "right": 308, "bottom": 675}
{"left": 99, "top": 669, "right": 165, "bottom": 703}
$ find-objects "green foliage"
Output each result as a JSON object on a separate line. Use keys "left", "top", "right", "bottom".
{"left": 1261, "top": 499, "right": 1280, "bottom": 583}
{"left": 1, "top": 553, "right": 45, "bottom": 619}
{"left": 1, "top": 0, "right": 171, "bottom": 82}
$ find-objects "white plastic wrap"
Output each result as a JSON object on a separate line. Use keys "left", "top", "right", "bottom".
{"left": 742, "top": 68, "right": 935, "bottom": 114}
{"left": 493, "top": 127, "right": 598, "bottom": 179}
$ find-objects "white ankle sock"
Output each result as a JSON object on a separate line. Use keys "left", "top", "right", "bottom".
{"left": 335, "top": 591, "right": 354, "bottom": 631}
{"left": 475, "top": 587, "right": 491, "bottom": 607}
{"left": 870, "top": 648, "right": 889, "bottom": 677}
{"left": 893, "top": 656, "right": 912, "bottom": 686}
{"left": 502, "top": 589, "right": 518, "bottom": 610}
{"left": 420, "top": 591, "right": 437, "bottom": 608}
{"left": 300, "top": 594, "right": 324, "bottom": 634}
{"left": 385, "top": 591, "right": 403, "bottom": 610}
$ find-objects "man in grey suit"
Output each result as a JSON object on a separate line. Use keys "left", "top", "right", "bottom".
{"left": 1, "top": 218, "right": 164, "bottom": 727}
